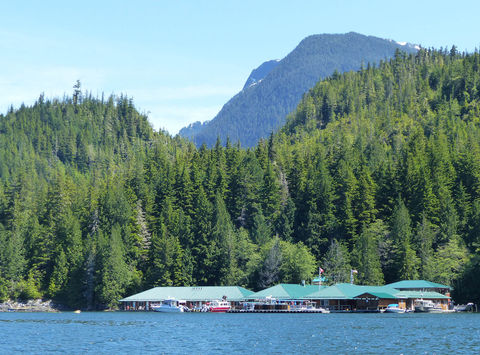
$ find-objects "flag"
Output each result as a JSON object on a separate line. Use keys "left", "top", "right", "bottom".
{"left": 352, "top": 269, "right": 358, "bottom": 274}
{"left": 319, "top": 267, "right": 324, "bottom": 274}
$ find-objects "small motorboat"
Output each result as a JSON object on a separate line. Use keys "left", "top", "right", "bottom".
{"left": 384, "top": 304, "right": 405, "bottom": 313}
{"left": 454, "top": 303, "right": 476, "bottom": 312}
{"left": 241, "top": 302, "right": 256, "bottom": 311}
{"left": 414, "top": 299, "right": 443, "bottom": 313}
{"left": 297, "top": 302, "right": 330, "bottom": 313}
{"left": 151, "top": 299, "right": 187, "bottom": 313}
{"left": 207, "top": 299, "right": 231, "bottom": 313}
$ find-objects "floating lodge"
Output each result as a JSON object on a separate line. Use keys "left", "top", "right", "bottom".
{"left": 119, "top": 280, "right": 453, "bottom": 313}
{"left": 120, "top": 286, "right": 254, "bottom": 311}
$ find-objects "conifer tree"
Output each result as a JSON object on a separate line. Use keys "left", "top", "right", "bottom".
{"left": 355, "top": 164, "right": 377, "bottom": 226}
{"left": 145, "top": 224, "right": 185, "bottom": 287}
{"left": 261, "top": 161, "right": 282, "bottom": 222}
{"left": 257, "top": 238, "right": 282, "bottom": 289}
{"left": 468, "top": 199, "right": 480, "bottom": 250}
{"left": 414, "top": 215, "right": 436, "bottom": 280}
{"left": 391, "top": 198, "right": 419, "bottom": 280}
{"left": 322, "top": 239, "right": 351, "bottom": 284}
{"left": 96, "top": 224, "right": 131, "bottom": 309}
{"left": 336, "top": 159, "right": 358, "bottom": 237}
{"left": 47, "top": 247, "right": 68, "bottom": 298}
{"left": 251, "top": 209, "right": 272, "bottom": 245}
{"left": 233, "top": 228, "right": 259, "bottom": 287}
{"left": 352, "top": 221, "right": 385, "bottom": 285}
{"left": 274, "top": 196, "right": 295, "bottom": 241}
{"left": 190, "top": 186, "right": 213, "bottom": 284}
{"left": 211, "top": 192, "right": 237, "bottom": 285}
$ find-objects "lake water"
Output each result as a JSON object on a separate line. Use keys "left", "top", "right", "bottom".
{"left": 0, "top": 312, "right": 479, "bottom": 354}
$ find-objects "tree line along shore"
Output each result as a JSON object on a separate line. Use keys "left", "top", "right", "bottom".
{"left": 0, "top": 48, "right": 480, "bottom": 309}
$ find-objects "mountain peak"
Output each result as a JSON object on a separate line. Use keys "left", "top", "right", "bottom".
{"left": 180, "top": 32, "right": 419, "bottom": 148}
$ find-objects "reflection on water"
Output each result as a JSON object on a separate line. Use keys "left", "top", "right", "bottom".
{"left": 0, "top": 312, "right": 479, "bottom": 354}
{"left": 0, "top": 318, "right": 147, "bottom": 326}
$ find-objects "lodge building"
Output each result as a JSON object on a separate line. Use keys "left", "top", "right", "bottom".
{"left": 119, "top": 280, "right": 451, "bottom": 312}
{"left": 120, "top": 286, "right": 253, "bottom": 311}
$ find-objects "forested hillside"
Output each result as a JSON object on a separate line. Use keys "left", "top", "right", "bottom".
{"left": 1, "top": 47, "right": 480, "bottom": 310}
{"left": 275, "top": 48, "right": 480, "bottom": 302}
{"left": 0, "top": 91, "right": 317, "bottom": 309}
{"left": 182, "top": 32, "right": 417, "bottom": 147}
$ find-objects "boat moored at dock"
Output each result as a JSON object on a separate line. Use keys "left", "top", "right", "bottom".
{"left": 454, "top": 303, "right": 477, "bottom": 312}
{"left": 231, "top": 299, "right": 330, "bottom": 313}
{"left": 120, "top": 280, "right": 470, "bottom": 314}
{"left": 414, "top": 299, "right": 444, "bottom": 313}
{"left": 384, "top": 304, "right": 406, "bottom": 313}
{"left": 151, "top": 299, "right": 188, "bottom": 313}
{"left": 207, "top": 300, "right": 231, "bottom": 312}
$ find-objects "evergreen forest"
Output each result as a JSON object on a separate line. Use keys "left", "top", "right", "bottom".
{"left": 1, "top": 48, "right": 480, "bottom": 309}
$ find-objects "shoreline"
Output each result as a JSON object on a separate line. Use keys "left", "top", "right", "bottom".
{"left": 0, "top": 299, "right": 67, "bottom": 312}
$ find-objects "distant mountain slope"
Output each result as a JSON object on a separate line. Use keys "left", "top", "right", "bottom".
{"left": 178, "top": 59, "right": 280, "bottom": 140}
{"left": 178, "top": 120, "right": 206, "bottom": 141}
{"left": 181, "top": 32, "right": 418, "bottom": 147}
{"left": 242, "top": 59, "right": 280, "bottom": 90}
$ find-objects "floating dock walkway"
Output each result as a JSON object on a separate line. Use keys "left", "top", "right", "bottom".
{"left": 228, "top": 309, "right": 329, "bottom": 313}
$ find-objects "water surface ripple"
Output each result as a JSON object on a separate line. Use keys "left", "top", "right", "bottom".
{"left": 1, "top": 312, "right": 479, "bottom": 354}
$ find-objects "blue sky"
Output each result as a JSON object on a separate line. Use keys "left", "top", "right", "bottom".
{"left": 1, "top": 1, "right": 479, "bottom": 134}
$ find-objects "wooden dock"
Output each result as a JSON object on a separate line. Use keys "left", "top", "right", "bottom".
{"left": 228, "top": 309, "right": 329, "bottom": 313}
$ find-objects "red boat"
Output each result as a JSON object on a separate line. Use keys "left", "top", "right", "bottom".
{"left": 208, "top": 300, "right": 231, "bottom": 312}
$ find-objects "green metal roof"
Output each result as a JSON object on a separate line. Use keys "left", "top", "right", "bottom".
{"left": 355, "top": 291, "right": 398, "bottom": 299}
{"left": 305, "top": 283, "right": 451, "bottom": 300}
{"left": 356, "top": 286, "right": 402, "bottom": 299}
{"left": 121, "top": 282, "right": 452, "bottom": 303}
{"left": 387, "top": 280, "right": 451, "bottom": 290}
{"left": 305, "top": 284, "right": 402, "bottom": 300}
{"left": 119, "top": 286, "right": 253, "bottom": 302}
{"left": 247, "top": 284, "right": 325, "bottom": 300}
{"left": 305, "top": 284, "right": 350, "bottom": 299}
{"left": 394, "top": 290, "right": 450, "bottom": 300}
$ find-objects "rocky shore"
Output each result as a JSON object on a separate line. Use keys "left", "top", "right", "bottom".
{"left": 0, "top": 299, "right": 65, "bottom": 312}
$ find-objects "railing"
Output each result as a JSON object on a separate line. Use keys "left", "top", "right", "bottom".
{"left": 325, "top": 305, "right": 380, "bottom": 312}
{"left": 325, "top": 305, "right": 353, "bottom": 311}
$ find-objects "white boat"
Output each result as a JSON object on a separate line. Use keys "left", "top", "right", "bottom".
{"left": 151, "top": 299, "right": 186, "bottom": 313}
{"left": 297, "top": 302, "right": 330, "bottom": 313}
{"left": 384, "top": 304, "right": 405, "bottom": 313}
{"left": 414, "top": 299, "right": 443, "bottom": 313}
{"left": 454, "top": 303, "right": 476, "bottom": 312}
{"left": 207, "top": 300, "right": 231, "bottom": 313}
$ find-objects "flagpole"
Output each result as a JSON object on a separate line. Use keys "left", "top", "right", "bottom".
{"left": 319, "top": 267, "right": 321, "bottom": 289}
